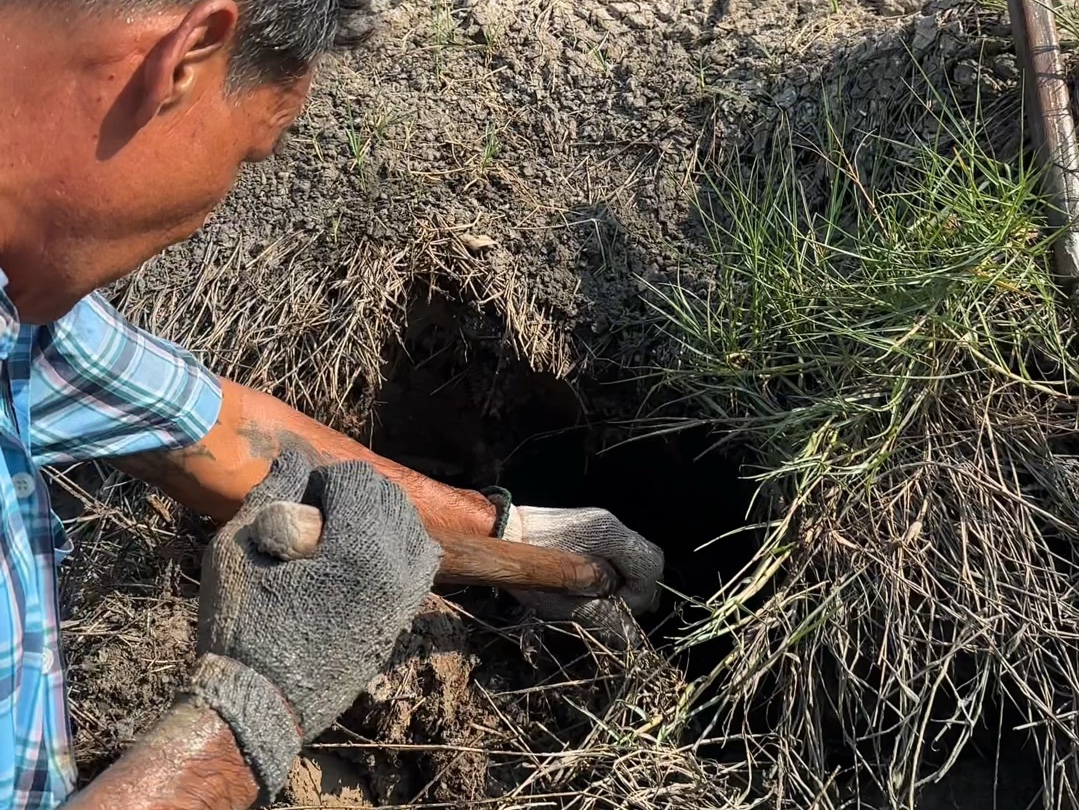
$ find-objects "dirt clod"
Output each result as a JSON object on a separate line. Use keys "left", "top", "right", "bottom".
{"left": 317, "top": 596, "right": 491, "bottom": 807}
{"left": 282, "top": 753, "right": 373, "bottom": 808}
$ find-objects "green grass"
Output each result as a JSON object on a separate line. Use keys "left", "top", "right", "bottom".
{"left": 645, "top": 75, "right": 1079, "bottom": 807}
{"left": 429, "top": 0, "right": 461, "bottom": 80}
{"left": 588, "top": 36, "right": 613, "bottom": 75}
{"left": 479, "top": 120, "right": 501, "bottom": 172}
{"left": 344, "top": 102, "right": 409, "bottom": 177}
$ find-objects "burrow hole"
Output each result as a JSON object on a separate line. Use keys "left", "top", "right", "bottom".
{"left": 363, "top": 293, "right": 759, "bottom": 671}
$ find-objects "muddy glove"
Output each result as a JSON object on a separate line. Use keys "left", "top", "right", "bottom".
{"left": 182, "top": 451, "right": 441, "bottom": 802}
{"left": 487, "top": 490, "right": 664, "bottom": 648}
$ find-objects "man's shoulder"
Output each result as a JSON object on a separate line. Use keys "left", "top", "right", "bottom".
{"left": 33, "top": 290, "right": 132, "bottom": 348}
{"left": 27, "top": 287, "right": 218, "bottom": 385}
{"left": 29, "top": 289, "right": 198, "bottom": 372}
{"left": 23, "top": 290, "right": 224, "bottom": 466}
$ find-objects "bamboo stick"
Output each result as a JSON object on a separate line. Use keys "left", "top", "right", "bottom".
{"left": 1010, "top": 0, "right": 1079, "bottom": 297}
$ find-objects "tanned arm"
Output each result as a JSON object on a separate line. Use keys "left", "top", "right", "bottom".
{"left": 84, "top": 381, "right": 495, "bottom": 809}
{"left": 59, "top": 698, "right": 259, "bottom": 810}
{"left": 110, "top": 377, "right": 498, "bottom": 537}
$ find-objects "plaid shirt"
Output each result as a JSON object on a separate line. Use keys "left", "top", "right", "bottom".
{"left": 0, "top": 271, "right": 222, "bottom": 808}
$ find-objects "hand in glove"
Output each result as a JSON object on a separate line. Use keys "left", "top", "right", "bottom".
{"left": 182, "top": 450, "right": 441, "bottom": 802}
{"left": 488, "top": 491, "right": 665, "bottom": 647}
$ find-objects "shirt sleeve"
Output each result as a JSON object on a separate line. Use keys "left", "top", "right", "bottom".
{"left": 25, "top": 292, "right": 223, "bottom": 467}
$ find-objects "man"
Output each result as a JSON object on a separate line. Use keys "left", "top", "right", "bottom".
{"left": 0, "top": 1, "right": 665, "bottom": 808}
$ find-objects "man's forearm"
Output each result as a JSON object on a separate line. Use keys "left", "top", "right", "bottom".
{"left": 110, "top": 377, "right": 499, "bottom": 537}
{"left": 60, "top": 698, "right": 259, "bottom": 810}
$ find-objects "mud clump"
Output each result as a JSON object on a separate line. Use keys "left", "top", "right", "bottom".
{"left": 343, "top": 602, "right": 488, "bottom": 804}
{"left": 277, "top": 596, "right": 490, "bottom": 808}
{"left": 273, "top": 593, "right": 702, "bottom": 808}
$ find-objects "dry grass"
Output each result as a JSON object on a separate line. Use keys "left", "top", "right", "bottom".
{"left": 642, "top": 16, "right": 1079, "bottom": 809}
{"left": 50, "top": 461, "right": 204, "bottom": 777}
{"left": 454, "top": 625, "right": 729, "bottom": 810}
{"left": 109, "top": 211, "right": 576, "bottom": 435}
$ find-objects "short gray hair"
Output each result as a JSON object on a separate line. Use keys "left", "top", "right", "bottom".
{"left": 23, "top": 0, "right": 376, "bottom": 86}
{"left": 226, "top": 0, "right": 376, "bottom": 86}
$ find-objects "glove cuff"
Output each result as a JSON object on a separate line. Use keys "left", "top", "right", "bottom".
{"left": 182, "top": 653, "right": 302, "bottom": 803}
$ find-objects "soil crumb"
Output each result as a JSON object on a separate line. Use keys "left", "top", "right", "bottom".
{"left": 282, "top": 753, "right": 374, "bottom": 808}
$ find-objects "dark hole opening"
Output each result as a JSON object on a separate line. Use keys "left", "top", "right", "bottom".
{"left": 367, "top": 292, "right": 761, "bottom": 677}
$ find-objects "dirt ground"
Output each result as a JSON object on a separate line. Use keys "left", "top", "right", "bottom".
{"left": 53, "top": 1, "right": 1046, "bottom": 808}
{"left": 114, "top": 0, "right": 902, "bottom": 420}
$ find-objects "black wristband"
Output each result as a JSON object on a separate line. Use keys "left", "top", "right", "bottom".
{"left": 481, "top": 486, "right": 513, "bottom": 538}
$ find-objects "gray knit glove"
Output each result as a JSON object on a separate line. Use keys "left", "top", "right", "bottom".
{"left": 496, "top": 500, "right": 665, "bottom": 648}
{"left": 182, "top": 451, "right": 441, "bottom": 801}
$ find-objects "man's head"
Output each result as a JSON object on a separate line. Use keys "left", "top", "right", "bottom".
{"left": 0, "top": 0, "right": 372, "bottom": 322}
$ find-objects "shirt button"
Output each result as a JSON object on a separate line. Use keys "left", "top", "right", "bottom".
{"left": 42, "top": 647, "right": 54, "bottom": 672}
{"left": 11, "top": 472, "right": 35, "bottom": 499}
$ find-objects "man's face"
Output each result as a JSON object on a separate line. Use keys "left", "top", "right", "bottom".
{"left": 0, "top": 2, "right": 313, "bottom": 322}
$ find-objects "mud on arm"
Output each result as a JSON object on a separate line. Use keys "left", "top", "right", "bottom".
{"left": 108, "top": 376, "right": 499, "bottom": 537}
{"left": 59, "top": 697, "right": 260, "bottom": 810}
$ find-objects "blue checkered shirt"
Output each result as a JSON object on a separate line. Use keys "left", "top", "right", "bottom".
{"left": 0, "top": 272, "right": 222, "bottom": 808}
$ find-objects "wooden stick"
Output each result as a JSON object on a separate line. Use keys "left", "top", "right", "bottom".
{"left": 250, "top": 500, "right": 622, "bottom": 598}
{"left": 1010, "top": 0, "right": 1079, "bottom": 295}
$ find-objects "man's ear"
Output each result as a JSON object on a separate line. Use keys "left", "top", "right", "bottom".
{"left": 134, "top": 0, "right": 240, "bottom": 127}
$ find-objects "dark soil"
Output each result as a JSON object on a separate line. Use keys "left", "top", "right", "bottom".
{"left": 53, "top": 1, "right": 1048, "bottom": 808}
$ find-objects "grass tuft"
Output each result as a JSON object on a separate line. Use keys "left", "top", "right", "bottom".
{"left": 645, "top": 70, "right": 1079, "bottom": 807}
